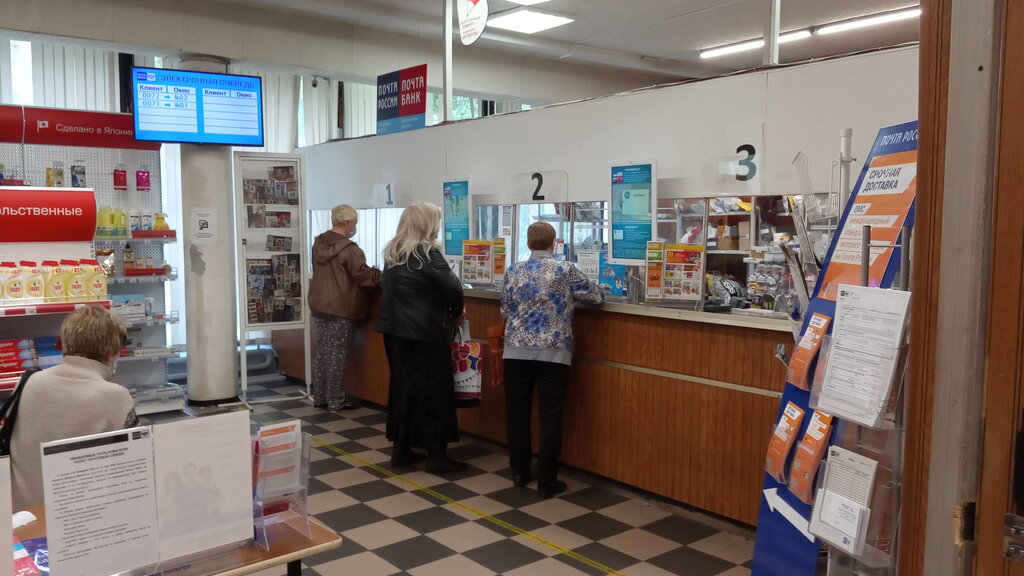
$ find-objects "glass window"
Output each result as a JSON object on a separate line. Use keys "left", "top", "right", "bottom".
{"left": 308, "top": 207, "right": 404, "bottom": 272}
{"left": 10, "top": 40, "right": 32, "bottom": 105}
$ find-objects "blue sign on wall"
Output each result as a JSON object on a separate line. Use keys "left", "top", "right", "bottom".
{"left": 443, "top": 179, "right": 470, "bottom": 256}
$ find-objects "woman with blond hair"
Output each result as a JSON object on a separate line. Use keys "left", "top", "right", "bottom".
{"left": 376, "top": 202, "right": 466, "bottom": 473}
{"left": 308, "top": 204, "right": 381, "bottom": 411}
{"left": 11, "top": 305, "right": 138, "bottom": 510}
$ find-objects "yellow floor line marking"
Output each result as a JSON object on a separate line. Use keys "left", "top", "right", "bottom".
{"left": 312, "top": 436, "right": 626, "bottom": 576}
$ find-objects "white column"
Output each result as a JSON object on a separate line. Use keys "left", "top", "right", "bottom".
{"left": 176, "top": 55, "right": 239, "bottom": 403}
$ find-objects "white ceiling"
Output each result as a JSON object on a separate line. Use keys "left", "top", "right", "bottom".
{"left": 214, "top": 0, "right": 920, "bottom": 79}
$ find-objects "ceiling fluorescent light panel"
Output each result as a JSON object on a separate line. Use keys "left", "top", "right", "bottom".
{"left": 488, "top": 8, "right": 574, "bottom": 34}
{"left": 817, "top": 7, "right": 921, "bottom": 35}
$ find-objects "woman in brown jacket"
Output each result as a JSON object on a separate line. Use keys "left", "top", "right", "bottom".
{"left": 308, "top": 204, "right": 382, "bottom": 410}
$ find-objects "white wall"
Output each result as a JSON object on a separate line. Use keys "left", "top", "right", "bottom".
{"left": 1, "top": 0, "right": 670, "bottom": 105}
{"left": 299, "top": 47, "right": 919, "bottom": 210}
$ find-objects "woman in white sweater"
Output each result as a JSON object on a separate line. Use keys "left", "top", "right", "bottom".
{"left": 10, "top": 306, "right": 138, "bottom": 510}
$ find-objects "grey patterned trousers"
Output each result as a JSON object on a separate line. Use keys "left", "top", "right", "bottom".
{"left": 311, "top": 313, "right": 356, "bottom": 410}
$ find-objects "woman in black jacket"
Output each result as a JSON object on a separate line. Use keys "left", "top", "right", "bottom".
{"left": 376, "top": 202, "right": 466, "bottom": 473}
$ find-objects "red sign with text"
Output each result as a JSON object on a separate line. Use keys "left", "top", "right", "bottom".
{"left": 0, "top": 187, "right": 97, "bottom": 242}
{"left": 0, "top": 105, "right": 159, "bottom": 150}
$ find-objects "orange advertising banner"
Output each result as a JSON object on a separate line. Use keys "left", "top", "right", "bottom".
{"left": 818, "top": 150, "right": 917, "bottom": 301}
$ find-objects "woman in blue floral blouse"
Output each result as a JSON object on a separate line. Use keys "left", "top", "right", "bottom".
{"left": 501, "top": 221, "right": 604, "bottom": 498}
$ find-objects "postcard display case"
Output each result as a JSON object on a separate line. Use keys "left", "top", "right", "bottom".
{"left": 234, "top": 152, "right": 309, "bottom": 400}
{"left": 0, "top": 107, "right": 185, "bottom": 413}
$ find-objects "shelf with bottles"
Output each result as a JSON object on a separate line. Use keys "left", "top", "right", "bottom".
{"left": 95, "top": 234, "right": 178, "bottom": 247}
{"left": 107, "top": 268, "right": 178, "bottom": 284}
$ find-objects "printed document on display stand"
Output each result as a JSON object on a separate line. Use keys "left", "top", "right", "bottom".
{"left": 809, "top": 445, "right": 879, "bottom": 555}
{"left": 815, "top": 284, "right": 911, "bottom": 428}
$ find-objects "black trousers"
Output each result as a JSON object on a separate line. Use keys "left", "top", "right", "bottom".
{"left": 504, "top": 358, "right": 571, "bottom": 483}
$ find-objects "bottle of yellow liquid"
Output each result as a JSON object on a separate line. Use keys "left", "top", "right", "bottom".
{"left": 1, "top": 261, "right": 24, "bottom": 305}
{"left": 113, "top": 204, "right": 129, "bottom": 239}
{"left": 82, "top": 259, "right": 107, "bottom": 301}
{"left": 42, "top": 261, "right": 66, "bottom": 303}
{"left": 153, "top": 212, "right": 170, "bottom": 230}
{"left": 65, "top": 260, "right": 88, "bottom": 303}
{"left": 96, "top": 205, "right": 114, "bottom": 239}
{"left": 19, "top": 261, "right": 44, "bottom": 305}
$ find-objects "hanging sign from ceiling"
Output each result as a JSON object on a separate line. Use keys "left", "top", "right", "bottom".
{"left": 458, "top": 0, "right": 489, "bottom": 45}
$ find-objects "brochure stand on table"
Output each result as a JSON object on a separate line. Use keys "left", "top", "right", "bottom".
{"left": 253, "top": 421, "right": 313, "bottom": 550}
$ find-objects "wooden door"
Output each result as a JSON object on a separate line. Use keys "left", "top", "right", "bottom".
{"left": 975, "top": 1, "right": 1024, "bottom": 573}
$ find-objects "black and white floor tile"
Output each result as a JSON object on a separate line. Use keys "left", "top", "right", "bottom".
{"left": 241, "top": 381, "right": 755, "bottom": 576}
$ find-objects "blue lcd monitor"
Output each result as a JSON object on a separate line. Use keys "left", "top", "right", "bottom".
{"left": 131, "top": 67, "right": 264, "bottom": 146}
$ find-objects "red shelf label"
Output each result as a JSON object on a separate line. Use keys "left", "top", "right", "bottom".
{"left": 0, "top": 187, "right": 97, "bottom": 243}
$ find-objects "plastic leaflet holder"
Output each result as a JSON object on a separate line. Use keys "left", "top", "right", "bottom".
{"left": 253, "top": 420, "right": 312, "bottom": 549}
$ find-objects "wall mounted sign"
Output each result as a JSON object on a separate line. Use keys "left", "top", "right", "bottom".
{"left": 377, "top": 64, "right": 427, "bottom": 135}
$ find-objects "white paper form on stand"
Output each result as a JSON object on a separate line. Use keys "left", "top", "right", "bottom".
{"left": 152, "top": 411, "right": 253, "bottom": 563}
{"left": 41, "top": 427, "right": 159, "bottom": 576}
{"left": 809, "top": 445, "right": 879, "bottom": 555}
{"left": 815, "top": 284, "right": 911, "bottom": 427}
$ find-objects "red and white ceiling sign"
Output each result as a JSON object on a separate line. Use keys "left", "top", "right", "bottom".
{"left": 458, "top": 0, "right": 489, "bottom": 45}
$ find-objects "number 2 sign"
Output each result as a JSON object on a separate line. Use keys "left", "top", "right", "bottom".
{"left": 512, "top": 170, "right": 568, "bottom": 204}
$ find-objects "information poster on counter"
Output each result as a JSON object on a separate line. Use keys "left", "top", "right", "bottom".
{"left": 257, "top": 420, "right": 303, "bottom": 498}
{"left": 462, "top": 240, "right": 493, "bottom": 284}
{"left": 443, "top": 179, "right": 470, "bottom": 257}
{"left": 492, "top": 237, "right": 507, "bottom": 280}
{"left": 645, "top": 242, "right": 664, "bottom": 299}
{"left": 664, "top": 244, "right": 705, "bottom": 300}
{"left": 41, "top": 427, "right": 159, "bottom": 576}
{"left": 609, "top": 161, "right": 656, "bottom": 265}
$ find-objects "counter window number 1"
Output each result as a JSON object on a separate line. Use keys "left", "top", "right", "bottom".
{"left": 736, "top": 144, "right": 757, "bottom": 182}
{"left": 532, "top": 172, "right": 545, "bottom": 201}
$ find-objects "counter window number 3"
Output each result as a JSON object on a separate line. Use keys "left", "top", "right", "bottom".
{"left": 532, "top": 172, "right": 545, "bottom": 201}
{"left": 736, "top": 144, "right": 757, "bottom": 182}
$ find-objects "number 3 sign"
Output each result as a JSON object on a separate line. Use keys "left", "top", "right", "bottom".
{"left": 701, "top": 121, "right": 765, "bottom": 196}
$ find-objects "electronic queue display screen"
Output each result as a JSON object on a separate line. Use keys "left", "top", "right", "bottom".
{"left": 132, "top": 67, "right": 265, "bottom": 146}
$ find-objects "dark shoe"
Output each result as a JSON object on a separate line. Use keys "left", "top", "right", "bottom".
{"left": 390, "top": 450, "right": 426, "bottom": 467}
{"left": 426, "top": 454, "right": 468, "bottom": 474}
{"left": 335, "top": 400, "right": 360, "bottom": 411}
{"left": 512, "top": 471, "right": 532, "bottom": 487}
{"left": 537, "top": 480, "right": 567, "bottom": 499}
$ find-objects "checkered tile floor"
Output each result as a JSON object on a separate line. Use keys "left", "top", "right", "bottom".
{"left": 242, "top": 381, "right": 755, "bottom": 576}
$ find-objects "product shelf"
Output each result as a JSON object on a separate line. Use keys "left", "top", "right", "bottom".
{"left": 95, "top": 235, "right": 177, "bottom": 247}
{"left": 120, "top": 311, "right": 180, "bottom": 328}
{"left": 0, "top": 300, "right": 110, "bottom": 317}
{"left": 107, "top": 269, "right": 178, "bottom": 284}
{"left": 707, "top": 249, "right": 751, "bottom": 255}
{"left": 118, "top": 344, "right": 186, "bottom": 362}
{"left": 708, "top": 211, "right": 753, "bottom": 217}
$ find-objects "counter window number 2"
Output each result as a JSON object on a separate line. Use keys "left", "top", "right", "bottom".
{"left": 736, "top": 144, "right": 757, "bottom": 182}
{"left": 531, "top": 172, "right": 545, "bottom": 201}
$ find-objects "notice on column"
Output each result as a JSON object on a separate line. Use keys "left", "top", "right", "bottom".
{"left": 41, "top": 427, "right": 159, "bottom": 576}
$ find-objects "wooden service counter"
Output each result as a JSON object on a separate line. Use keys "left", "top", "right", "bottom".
{"left": 279, "top": 290, "right": 791, "bottom": 526}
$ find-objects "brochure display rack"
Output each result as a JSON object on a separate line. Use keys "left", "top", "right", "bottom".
{"left": 0, "top": 106, "right": 184, "bottom": 413}
{"left": 233, "top": 152, "right": 309, "bottom": 401}
{"left": 751, "top": 121, "right": 918, "bottom": 576}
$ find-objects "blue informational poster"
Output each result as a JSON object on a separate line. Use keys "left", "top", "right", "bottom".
{"left": 751, "top": 121, "right": 918, "bottom": 576}
{"left": 443, "top": 180, "right": 470, "bottom": 256}
{"left": 376, "top": 64, "right": 427, "bottom": 135}
{"left": 598, "top": 252, "right": 628, "bottom": 296}
{"left": 609, "top": 162, "right": 655, "bottom": 264}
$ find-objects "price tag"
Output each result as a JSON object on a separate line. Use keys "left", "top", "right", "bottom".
{"left": 24, "top": 306, "right": 37, "bottom": 315}
{"left": 0, "top": 308, "right": 6, "bottom": 317}
{"left": 511, "top": 170, "right": 568, "bottom": 204}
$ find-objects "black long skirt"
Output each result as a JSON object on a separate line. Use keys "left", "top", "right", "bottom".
{"left": 383, "top": 334, "right": 460, "bottom": 450}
